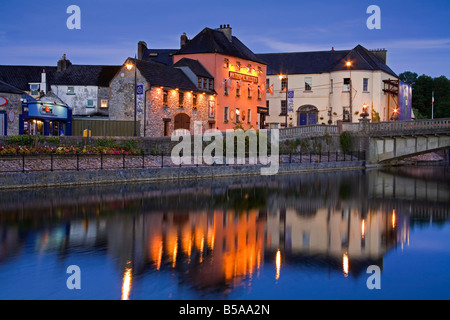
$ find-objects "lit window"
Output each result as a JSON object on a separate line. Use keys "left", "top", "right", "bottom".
{"left": 247, "top": 109, "right": 251, "bottom": 124}
{"left": 163, "top": 90, "right": 168, "bottom": 106}
{"left": 235, "top": 108, "right": 240, "bottom": 123}
{"left": 100, "top": 99, "right": 108, "bottom": 108}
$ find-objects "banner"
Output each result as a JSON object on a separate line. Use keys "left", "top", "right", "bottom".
{"left": 136, "top": 83, "right": 144, "bottom": 114}
{"left": 287, "top": 90, "right": 294, "bottom": 112}
{"left": 398, "top": 81, "right": 412, "bottom": 121}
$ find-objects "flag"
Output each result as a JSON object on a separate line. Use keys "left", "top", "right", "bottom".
{"left": 268, "top": 84, "right": 274, "bottom": 95}
{"left": 236, "top": 80, "right": 242, "bottom": 89}
{"left": 248, "top": 83, "right": 253, "bottom": 91}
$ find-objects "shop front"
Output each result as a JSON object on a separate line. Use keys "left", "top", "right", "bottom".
{"left": 19, "top": 101, "right": 72, "bottom": 136}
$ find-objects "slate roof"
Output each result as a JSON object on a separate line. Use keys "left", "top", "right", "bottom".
{"left": 130, "top": 58, "right": 215, "bottom": 94}
{"left": 257, "top": 45, "right": 397, "bottom": 77}
{"left": 140, "top": 49, "right": 178, "bottom": 66}
{"left": 172, "top": 58, "right": 214, "bottom": 79}
{"left": 0, "top": 64, "right": 121, "bottom": 91}
{"left": 174, "top": 27, "right": 266, "bottom": 65}
{"left": 0, "top": 79, "right": 24, "bottom": 94}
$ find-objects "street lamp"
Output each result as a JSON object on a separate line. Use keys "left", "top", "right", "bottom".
{"left": 346, "top": 61, "right": 352, "bottom": 122}
{"left": 279, "top": 74, "right": 288, "bottom": 127}
{"left": 125, "top": 58, "right": 137, "bottom": 136}
{"left": 361, "top": 103, "right": 369, "bottom": 119}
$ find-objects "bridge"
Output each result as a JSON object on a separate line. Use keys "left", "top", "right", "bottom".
{"left": 279, "top": 118, "right": 450, "bottom": 165}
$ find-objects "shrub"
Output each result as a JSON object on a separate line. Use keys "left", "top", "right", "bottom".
{"left": 340, "top": 131, "right": 352, "bottom": 154}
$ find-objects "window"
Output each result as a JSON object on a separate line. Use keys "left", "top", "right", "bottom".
{"left": 236, "top": 86, "right": 240, "bottom": 97}
{"left": 100, "top": 99, "right": 108, "bottom": 108}
{"left": 224, "top": 106, "right": 229, "bottom": 122}
{"left": 209, "top": 79, "right": 214, "bottom": 91}
{"left": 257, "top": 85, "right": 262, "bottom": 100}
{"left": 198, "top": 77, "right": 203, "bottom": 89}
{"left": 247, "top": 86, "right": 252, "bottom": 99}
{"left": 305, "top": 77, "right": 312, "bottom": 91}
{"left": 266, "top": 100, "right": 270, "bottom": 115}
{"left": 266, "top": 78, "right": 270, "bottom": 89}
{"left": 224, "top": 58, "right": 229, "bottom": 68}
{"left": 193, "top": 94, "right": 197, "bottom": 108}
{"left": 281, "top": 78, "right": 288, "bottom": 91}
{"left": 281, "top": 100, "right": 287, "bottom": 115}
{"left": 163, "top": 119, "right": 170, "bottom": 136}
{"left": 163, "top": 90, "right": 168, "bottom": 106}
{"left": 179, "top": 92, "right": 184, "bottom": 107}
{"left": 235, "top": 108, "right": 240, "bottom": 123}
{"left": 224, "top": 79, "right": 229, "bottom": 96}
{"left": 67, "top": 87, "right": 75, "bottom": 95}
{"left": 247, "top": 109, "right": 251, "bottom": 124}
{"left": 204, "top": 79, "right": 209, "bottom": 89}
{"left": 363, "top": 78, "right": 369, "bottom": 92}
{"left": 330, "top": 79, "right": 334, "bottom": 94}
{"left": 29, "top": 84, "right": 39, "bottom": 97}
{"left": 343, "top": 107, "right": 351, "bottom": 121}
{"left": 87, "top": 99, "right": 95, "bottom": 108}
{"left": 236, "top": 61, "right": 241, "bottom": 71}
{"left": 343, "top": 78, "right": 351, "bottom": 92}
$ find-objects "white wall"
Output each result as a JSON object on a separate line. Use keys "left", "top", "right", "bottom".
{"left": 266, "top": 70, "right": 398, "bottom": 126}
{"left": 51, "top": 85, "right": 101, "bottom": 116}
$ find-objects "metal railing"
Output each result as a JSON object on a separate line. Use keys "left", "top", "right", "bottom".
{"left": 0, "top": 150, "right": 366, "bottom": 174}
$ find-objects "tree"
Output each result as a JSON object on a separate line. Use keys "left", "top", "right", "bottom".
{"left": 400, "top": 72, "right": 450, "bottom": 119}
{"left": 399, "top": 71, "right": 418, "bottom": 85}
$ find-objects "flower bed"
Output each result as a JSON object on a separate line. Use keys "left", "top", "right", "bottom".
{"left": 0, "top": 144, "right": 137, "bottom": 155}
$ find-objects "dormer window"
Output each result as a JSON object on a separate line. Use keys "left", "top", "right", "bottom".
{"left": 29, "top": 84, "right": 40, "bottom": 97}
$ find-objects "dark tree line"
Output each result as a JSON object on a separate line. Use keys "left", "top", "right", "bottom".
{"left": 399, "top": 71, "right": 450, "bottom": 119}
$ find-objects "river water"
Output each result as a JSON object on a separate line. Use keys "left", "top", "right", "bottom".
{"left": 0, "top": 166, "right": 449, "bottom": 300}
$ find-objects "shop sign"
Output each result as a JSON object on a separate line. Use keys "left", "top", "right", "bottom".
{"left": 28, "top": 102, "right": 68, "bottom": 119}
{"left": 229, "top": 71, "right": 258, "bottom": 84}
{"left": 0, "top": 96, "right": 8, "bottom": 107}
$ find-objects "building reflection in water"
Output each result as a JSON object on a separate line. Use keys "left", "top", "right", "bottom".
{"left": 1, "top": 167, "right": 448, "bottom": 297}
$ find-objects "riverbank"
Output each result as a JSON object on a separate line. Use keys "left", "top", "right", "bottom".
{"left": 0, "top": 160, "right": 366, "bottom": 189}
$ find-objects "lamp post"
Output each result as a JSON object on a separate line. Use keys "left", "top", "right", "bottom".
{"left": 125, "top": 57, "right": 137, "bottom": 136}
{"left": 279, "top": 74, "right": 288, "bottom": 127}
{"left": 346, "top": 61, "right": 352, "bottom": 122}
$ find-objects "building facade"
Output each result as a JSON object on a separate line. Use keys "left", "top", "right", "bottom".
{"left": 109, "top": 58, "right": 216, "bottom": 137}
{"left": 173, "top": 25, "right": 268, "bottom": 131}
{"left": 258, "top": 45, "right": 402, "bottom": 128}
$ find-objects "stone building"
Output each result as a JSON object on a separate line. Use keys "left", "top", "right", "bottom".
{"left": 0, "top": 55, "right": 120, "bottom": 118}
{"left": 0, "top": 80, "right": 24, "bottom": 136}
{"left": 109, "top": 57, "right": 216, "bottom": 137}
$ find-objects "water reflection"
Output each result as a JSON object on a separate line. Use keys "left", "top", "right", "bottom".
{"left": 0, "top": 167, "right": 449, "bottom": 299}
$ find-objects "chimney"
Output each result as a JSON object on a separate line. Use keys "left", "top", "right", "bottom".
{"left": 57, "top": 54, "right": 72, "bottom": 72}
{"left": 218, "top": 24, "right": 232, "bottom": 42}
{"left": 40, "top": 69, "right": 47, "bottom": 94}
{"left": 180, "top": 32, "right": 188, "bottom": 48}
{"left": 138, "top": 41, "right": 147, "bottom": 60}
{"left": 369, "top": 48, "right": 387, "bottom": 64}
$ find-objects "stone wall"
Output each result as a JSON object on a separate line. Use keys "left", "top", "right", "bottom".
{"left": 0, "top": 161, "right": 366, "bottom": 189}
{"left": 0, "top": 92, "right": 22, "bottom": 136}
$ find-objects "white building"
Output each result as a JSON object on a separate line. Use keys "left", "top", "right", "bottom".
{"left": 257, "top": 45, "right": 400, "bottom": 128}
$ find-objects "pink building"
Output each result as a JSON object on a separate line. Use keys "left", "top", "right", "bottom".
{"left": 173, "top": 25, "right": 268, "bottom": 131}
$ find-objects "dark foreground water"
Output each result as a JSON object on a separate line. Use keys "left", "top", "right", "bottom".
{"left": 0, "top": 166, "right": 449, "bottom": 300}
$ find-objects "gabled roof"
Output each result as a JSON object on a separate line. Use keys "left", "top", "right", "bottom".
{"left": 0, "top": 64, "right": 121, "bottom": 90}
{"left": 172, "top": 58, "right": 214, "bottom": 79}
{"left": 128, "top": 58, "right": 215, "bottom": 94}
{"left": 257, "top": 44, "right": 397, "bottom": 77}
{"left": 0, "top": 80, "right": 24, "bottom": 94}
{"left": 174, "top": 27, "right": 266, "bottom": 65}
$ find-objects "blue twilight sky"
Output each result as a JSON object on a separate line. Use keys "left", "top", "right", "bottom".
{"left": 0, "top": 0, "right": 449, "bottom": 78}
